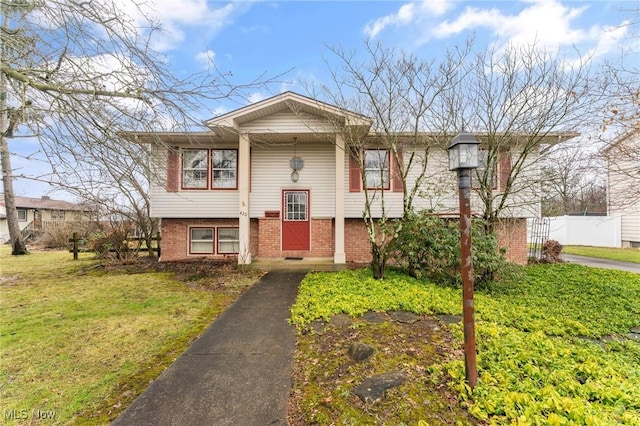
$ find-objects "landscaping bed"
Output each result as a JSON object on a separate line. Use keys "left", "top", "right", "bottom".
{"left": 289, "top": 265, "right": 640, "bottom": 424}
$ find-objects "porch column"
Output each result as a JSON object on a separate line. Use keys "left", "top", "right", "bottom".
{"left": 238, "top": 132, "right": 251, "bottom": 264}
{"left": 334, "top": 134, "right": 346, "bottom": 263}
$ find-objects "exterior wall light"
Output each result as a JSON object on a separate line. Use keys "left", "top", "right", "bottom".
{"left": 290, "top": 137, "right": 304, "bottom": 182}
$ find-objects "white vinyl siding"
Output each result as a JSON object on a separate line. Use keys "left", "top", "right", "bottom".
{"left": 250, "top": 142, "right": 335, "bottom": 218}
{"left": 607, "top": 135, "right": 639, "bottom": 245}
{"left": 241, "top": 111, "right": 335, "bottom": 133}
{"left": 150, "top": 145, "right": 240, "bottom": 218}
{"left": 345, "top": 147, "right": 540, "bottom": 219}
{"left": 621, "top": 214, "right": 640, "bottom": 244}
{"left": 150, "top": 140, "right": 541, "bottom": 221}
{"left": 150, "top": 190, "right": 239, "bottom": 218}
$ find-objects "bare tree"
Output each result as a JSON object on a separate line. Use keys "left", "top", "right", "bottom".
{"left": 1, "top": 0, "right": 274, "bottom": 255}
{"left": 592, "top": 2, "right": 639, "bottom": 206}
{"left": 46, "top": 134, "right": 160, "bottom": 256}
{"left": 541, "top": 143, "right": 606, "bottom": 216}
{"left": 313, "top": 40, "right": 471, "bottom": 279}
{"left": 597, "top": 58, "right": 639, "bottom": 208}
{"left": 313, "top": 40, "right": 592, "bottom": 277}
{"left": 447, "top": 43, "right": 591, "bottom": 234}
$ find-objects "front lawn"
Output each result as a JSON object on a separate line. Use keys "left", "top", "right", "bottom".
{"left": 290, "top": 265, "right": 640, "bottom": 424}
{"left": 0, "top": 250, "right": 261, "bottom": 425}
{"left": 563, "top": 245, "right": 640, "bottom": 264}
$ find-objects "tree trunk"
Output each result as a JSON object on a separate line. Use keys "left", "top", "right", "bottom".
{"left": 0, "top": 137, "right": 28, "bottom": 255}
{"left": 370, "top": 244, "right": 386, "bottom": 280}
{"left": 1, "top": 4, "right": 28, "bottom": 255}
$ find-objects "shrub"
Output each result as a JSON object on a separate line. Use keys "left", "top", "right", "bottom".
{"left": 394, "top": 211, "right": 510, "bottom": 287}
{"left": 88, "top": 225, "right": 137, "bottom": 261}
{"left": 36, "top": 221, "right": 102, "bottom": 249}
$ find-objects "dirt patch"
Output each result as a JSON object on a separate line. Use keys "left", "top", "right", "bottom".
{"left": 80, "top": 257, "right": 264, "bottom": 293}
{"left": 0, "top": 275, "right": 20, "bottom": 286}
{"left": 289, "top": 315, "right": 477, "bottom": 425}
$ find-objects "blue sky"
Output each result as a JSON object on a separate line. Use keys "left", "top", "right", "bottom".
{"left": 5, "top": 0, "right": 638, "bottom": 199}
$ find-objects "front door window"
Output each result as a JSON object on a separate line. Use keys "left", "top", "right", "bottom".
{"left": 285, "top": 191, "right": 308, "bottom": 221}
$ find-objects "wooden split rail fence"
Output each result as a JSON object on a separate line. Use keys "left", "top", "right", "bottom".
{"left": 69, "top": 232, "right": 161, "bottom": 260}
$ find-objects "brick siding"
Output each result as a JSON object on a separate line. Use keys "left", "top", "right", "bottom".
{"left": 160, "top": 218, "right": 241, "bottom": 261}
{"left": 160, "top": 216, "right": 528, "bottom": 265}
{"left": 345, "top": 219, "right": 371, "bottom": 263}
{"left": 162, "top": 217, "right": 334, "bottom": 261}
{"left": 495, "top": 218, "right": 528, "bottom": 265}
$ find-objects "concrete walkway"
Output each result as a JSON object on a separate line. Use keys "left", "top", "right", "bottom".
{"left": 112, "top": 270, "right": 306, "bottom": 426}
{"left": 563, "top": 254, "right": 640, "bottom": 273}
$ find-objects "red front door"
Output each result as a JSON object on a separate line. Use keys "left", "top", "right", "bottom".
{"left": 282, "top": 190, "right": 310, "bottom": 251}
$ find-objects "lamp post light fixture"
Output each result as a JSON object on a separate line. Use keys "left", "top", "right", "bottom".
{"left": 447, "top": 131, "right": 480, "bottom": 389}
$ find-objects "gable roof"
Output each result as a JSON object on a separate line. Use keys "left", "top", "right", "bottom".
{"left": 205, "top": 91, "right": 373, "bottom": 130}
{"left": 0, "top": 195, "right": 90, "bottom": 212}
{"left": 602, "top": 125, "right": 639, "bottom": 155}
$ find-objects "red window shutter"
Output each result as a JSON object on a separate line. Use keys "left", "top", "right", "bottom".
{"left": 392, "top": 150, "right": 404, "bottom": 192}
{"left": 498, "top": 148, "right": 512, "bottom": 192}
{"left": 167, "top": 147, "right": 179, "bottom": 192}
{"left": 349, "top": 154, "right": 361, "bottom": 192}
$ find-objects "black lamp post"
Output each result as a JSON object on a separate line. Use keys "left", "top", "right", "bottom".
{"left": 448, "top": 131, "right": 480, "bottom": 389}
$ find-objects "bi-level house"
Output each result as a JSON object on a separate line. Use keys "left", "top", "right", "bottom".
{"left": 604, "top": 127, "right": 640, "bottom": 248}
{"left": 0, "top": 195, "right": 93, "bottom": 243}
{"left": 129, "top": 92, "right": 571, "bottom": 266}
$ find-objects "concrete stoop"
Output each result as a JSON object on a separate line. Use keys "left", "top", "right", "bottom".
{"left": 245, "top": 257, "right": 347, "bottom": 272}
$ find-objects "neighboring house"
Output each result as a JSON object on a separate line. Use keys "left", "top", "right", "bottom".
{"left": 604, "top": 127, "right": 640, "bottom": 248}
{"left": 128, "top": 92, "right": 571, "bottom": 266}
{"left": 0, "top": 195, "right": 94, "bottom": 243}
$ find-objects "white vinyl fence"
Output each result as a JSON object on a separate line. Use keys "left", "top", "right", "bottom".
{"left": 527, "top": 216, "right": 622, "bottom": 247}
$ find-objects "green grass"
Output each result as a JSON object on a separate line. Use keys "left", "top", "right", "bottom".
{"left": 0, "top": 249, "right": 259, "bottom": 424}
{"left": 563, "top": 245, "right": 640, "bottom": 264}
{"left": 291, "top": 265, "right": 640, "bottom": 424}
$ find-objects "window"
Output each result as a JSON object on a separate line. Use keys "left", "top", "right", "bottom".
{"left": 285, "top": 191, "right": 308, "bottom": 221}
{"left": 474, "top": 150, "right": 497, "bottom": 189}
{"left": 181, "top": 149, "right": 238, "bottom": 190}
{"left": 17, "top": 209, "right": 27, "bottom": 221}
{"left": 218, "top": 228, "right": 240, "bottom": 253}
{"left": 51, "top": 210, "right": 65, "bottom": 220}
{"left": 182, "top": 150, "right": 208, "bottom": 189}
{"left": 212, "top": 150, "right": 237, "bottom": 189}
{"left": 364, "top": 149, "right": 390, "bottom": 189}
{"left": 190, "top": 227, "right": 214, "bottom": 254}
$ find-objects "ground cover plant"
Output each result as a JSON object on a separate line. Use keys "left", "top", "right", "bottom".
{"left": 562, "top": 245, "right": 640, "bottom": 264}
{"left": 290, "top": 265, "right": 640, "bottom": 424}
{"left": 0, "top": 249, "right": 261, "bottom": 424}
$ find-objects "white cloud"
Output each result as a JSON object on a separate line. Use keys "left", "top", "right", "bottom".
{"left": 365, "top": 0, "right": 630, "bottom": 63}
{"left": 247, "top": 92, "right": 267, "bottom": 104}
{"left": 211, "top": 105, "right": 228, "bottom": 117}
{"left": 583, "top": 21, "right": 630, "bottom": 61}
{"left": 364, "top": 0, "right": 455, "bottom": 37}
{"left": 431, "top": 0, "right": 622, "bottom": 59}
{"left": 114, "top": 1, "right": 238, "bottom": 52}
{"left": 195, "top": 50, "right": 216, "bottom": 67}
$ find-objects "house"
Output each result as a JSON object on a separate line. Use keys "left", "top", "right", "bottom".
{"left": 0, "top": 195, "right": 94, "bottom": 243}
{"left": 604, "top": 127, "right": 640, "bottom": 248}
{"left": 129, "top": 92, "right": 572, "bottom": 266}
